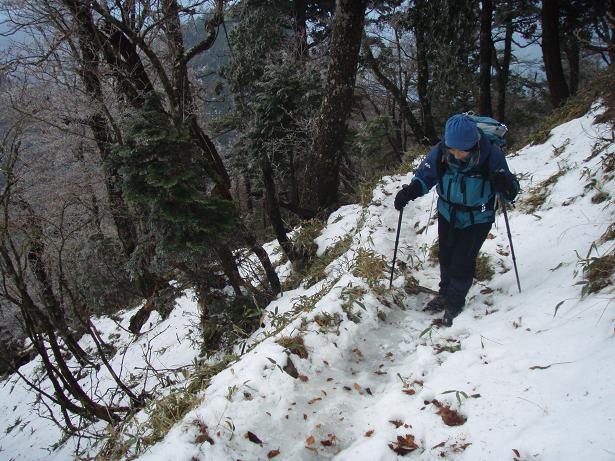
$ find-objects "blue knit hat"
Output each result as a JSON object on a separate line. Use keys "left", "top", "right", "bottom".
{"left": 444, "top": 114, "right": 479, "bottom": 151}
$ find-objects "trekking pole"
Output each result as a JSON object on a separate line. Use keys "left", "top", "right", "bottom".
{"left": 389, "top": 208, "right": 404, "bottom": 289}
{"left": 498, "top": 194, "right": 521, "bottom": 293}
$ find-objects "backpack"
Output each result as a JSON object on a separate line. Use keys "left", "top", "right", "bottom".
{"left": 465, "top": 113, "right": 508, "bottom": 147}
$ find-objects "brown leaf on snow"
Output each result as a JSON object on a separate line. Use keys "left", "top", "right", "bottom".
{"left": 267, "top": 449, "right": 281, "bottom": 459}
{"left": 320, "top": 434, "right": 337, "bottom": 447}
{"left": 245, "top": 431, "right": 263, "bottom": 445}
{"left": 402, "top": 389, "right": 416, "bottom": 395}
{"left": 352, "top": 347, "right": 364, "bottom": 360}
{"left": 193, "top": 420, "right": 214, "bottom": 445}
{"left": 353, "top": 383, "right": 362, "bottom": 392}
{"left": 298, "top": 374, "right": 309, "bottom": 382}
{"left": 306, "top": 435, "right": 315, "bottom": 446}
{"left": 431, "top": 441, "right": 446, "bottom": 449}
{"left": 397, "top": 434, "right": 418, "bottom": 448}
{"left": 389, "top": 419, "right": 404, "bottom": 428}
{"left": 308, "top": 397, "right": 322, "bottom": 404}
{"left": 365, "top": 430, "right": 374, "bottom": 437}
{"left": 388, "top": 443, "right": 414, "bottom": 456}
{"left": 388, "top": 433, "right": 419, "bottom": 456}
{"left": 436, "top": 406, "right": 466, "bottom": 426}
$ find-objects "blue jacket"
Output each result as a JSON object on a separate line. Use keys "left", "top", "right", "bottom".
{"left": 411, "top": 134, "right": 519, "bottom": 229}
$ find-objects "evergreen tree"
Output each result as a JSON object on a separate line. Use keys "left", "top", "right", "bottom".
{"left": 111, "top": 96, "right": 235, "bottom": 270}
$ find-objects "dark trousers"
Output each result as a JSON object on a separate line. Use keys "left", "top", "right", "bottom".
{"left": 437, "top": 213, "right": 492, "bottom": 314}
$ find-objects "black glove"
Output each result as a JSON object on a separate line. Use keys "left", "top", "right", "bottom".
{"left": 394, "top": 181, "right": 422, "bottom": 210}
{"left": 490, "top": 169, "right": 517, "bottom": 199}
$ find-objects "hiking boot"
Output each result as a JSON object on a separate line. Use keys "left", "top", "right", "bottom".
{"left": 424, "top": 295, "right": 447, "bottom": 313}
{"left": 441, "top": 309, "right": 461, "bottom": 327}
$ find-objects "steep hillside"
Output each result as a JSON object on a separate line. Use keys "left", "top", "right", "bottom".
{"left": 1, "top": 103, "right": 613, "bottom": 461}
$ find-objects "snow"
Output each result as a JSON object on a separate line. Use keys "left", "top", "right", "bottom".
{"left": 1, "top": 103, "right": 614, "bottom": 461}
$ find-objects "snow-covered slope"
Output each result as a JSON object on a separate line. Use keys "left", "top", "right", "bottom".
{"left": 1, "top": 104, "right": 613, "bottom": 461}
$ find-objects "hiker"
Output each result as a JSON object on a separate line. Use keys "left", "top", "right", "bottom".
{"left": 394, "top": 114, "right": 519, "bottom": 326}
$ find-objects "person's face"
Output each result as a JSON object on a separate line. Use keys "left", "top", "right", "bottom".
{"left": 447, "top": 147, "right": 471, "bottom": 161}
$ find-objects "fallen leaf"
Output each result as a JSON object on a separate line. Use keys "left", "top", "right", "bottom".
{"left": 389, "top": 419, "right": 404, "bottom": 428}
{"left": 365, "top": 430, "right": 374, "bottom": 437}
{"left": 267, "top": 449, "right": 280, "bottom": 459}
{"left": 298, "top": 374, "right": 309, "bottom": 382}
{"left": 352, "top": 347, "right": 364, "bottom": 360}
{"left": 245, "top": 431, "right": 263, "bottom": 445}
{"left": 397, "top": 434, "right": 418, "bottom": 448}
{"left": 374, "top": 370, "right": 387, "bottom": 375}
{"left": 306, "top": 435, "right": 315, "bottom": 446}
{"left": 402, "top": 389, "right": 416, "bottom": 395}
{"left": 388, "top": 433, "right": 419, "bottom": 456}
{"left": 320, "top": 435, "right": 336, "bottom": 447}
{"left": 193, "top": 421, "right": 214, "bottom": 445}
{"left": 303, "top": 414, "right": 308, "bottom": 420}
{"left": 388, "top": 443, "right": 414, "bottom": 456}
{"left": 353, "top": 383, "right": 361, "bottom": 391}
{"left": 436, "top": 406, "right": 466, "bottom": 426}
{"left": 431, "top": 441, "right": 446, "bottom": 449}
{"left": 308, "top": 397, "right": 322, "bottom": 404}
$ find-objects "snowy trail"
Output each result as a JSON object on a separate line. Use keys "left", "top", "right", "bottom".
{"left": 0, "top": 104, "right": 614, "bottom": 461}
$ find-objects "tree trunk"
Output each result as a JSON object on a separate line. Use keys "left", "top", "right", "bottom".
{"left": 241, "top": 229, "right": 282, "bottom": 296}
{"left": 303, "top": 0, "right": 367, "bottom": 213}
{"left": 414, "top": 23, "right": 438, "bottom": 144}
{"left": 493, "top": 2, "right": 513, "bottom": 122}
{"left": 216, "top": 245, "right": 243, "bottom": 297}
{"left": 479, "top": 0, "right": 494, "bottom": 116}
{"left": 541, "top": 0, "right": 570, "bottom": 108}
{"left": 261, "top": 155, "right": 302, "bottom": 266}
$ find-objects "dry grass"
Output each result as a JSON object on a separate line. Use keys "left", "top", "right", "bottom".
{"left": 599, "top": 223, "right": 615, "bottom": 244}
{"left": 143, "top": 392, "right": 200, "bottom": 447}
{"left": 521, "top": 168, "right": 568, "bottom": 213}
{"left": 583, "top": 254, "right": 615, "bottom": 295}
{"left": 474, "top": 253, "right": 495, "bottom": 282}
{"left": 276, "top": 336, "right": 309, "bottom": 359}
{"left": 525, "top": 68, "right": 615, "bottom": 146}
{"left": 352, "top": 249, "right": 386, "bottom": 285}
{"left": 428, "top": 240, "right": 439, "bottom": 263}
{"left": 291, "top": 218, "right": 324, "bottom": 257}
